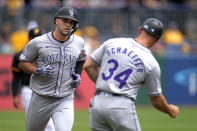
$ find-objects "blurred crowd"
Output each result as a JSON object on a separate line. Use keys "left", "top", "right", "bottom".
{"left": 0, "top": 19, "right": 101, "bottom": 55}
{"left": 1, "top": 0, "right": 197, "bottom": 56}
{"left": 151, "top": 20, "right": 197, "bottom": 57}
{"left": 1, "top": 0, "right": 197, "bottom": 10}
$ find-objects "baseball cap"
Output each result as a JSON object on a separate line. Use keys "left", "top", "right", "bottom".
{"left": 28, "top": 28, "right": 41, "bottom": 39}
{"left": 142, "top": 18, "right": 164, "bottom": 38}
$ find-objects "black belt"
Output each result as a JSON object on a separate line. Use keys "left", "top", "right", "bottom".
{"left": 34, "top": 92, "right": 64, "bottom": 100}
{"left": 95, "top": 90, "right": 121, "bottom": 96}
{"left": 95, "top": 90, "right": 134, "bottom": 101}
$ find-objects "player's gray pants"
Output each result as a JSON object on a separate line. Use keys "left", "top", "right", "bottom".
{"left": 27, "top": 92, "right": 74, "bottom": 131}
{"left": 21, "top": 86, "right": 55, "bottom": 131}
{"left": 89, "top": 92, "right": 141, "bottom": 131}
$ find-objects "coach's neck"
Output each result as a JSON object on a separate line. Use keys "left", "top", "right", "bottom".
{"left": 135, "top": 28, "right": 159, "bottom": 48}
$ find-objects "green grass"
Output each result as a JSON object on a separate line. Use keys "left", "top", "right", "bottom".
{"left": 0, "top": 106, "right": 197, "bottom": 131}
{"left": 0, "top": 111, "right": 26, "bottom": 131}
{"left": 137, "top": 106, "right": 197, "bottom": 131}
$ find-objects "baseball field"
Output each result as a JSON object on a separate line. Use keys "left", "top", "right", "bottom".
{"left": 0, "top": 106, "right": 196, "bottom": 131}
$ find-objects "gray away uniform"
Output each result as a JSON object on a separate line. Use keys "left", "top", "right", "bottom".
{"left": 20, "top": 32, "right": 86, "bottom": 131}
{"left": 89, "top": 38, "right": 162, "bottom": 131}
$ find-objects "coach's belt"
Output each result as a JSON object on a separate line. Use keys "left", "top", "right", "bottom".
{"left": 95, "top": 90, "right": 121, "bottom": 96}
{"left": 95, "top": 90, "right": 134, "bottom": 101}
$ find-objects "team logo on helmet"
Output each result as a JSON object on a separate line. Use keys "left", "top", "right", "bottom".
{"left": 144, "top": 25, "right": 149, "bottom": 29}
{"left": 69, "top": 9, "right": 74, "bottom": 16}
{"left": 150, "top": 28, "right": 155, "bottom": 32}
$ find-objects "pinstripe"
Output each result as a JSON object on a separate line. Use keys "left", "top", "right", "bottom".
{"left": 47, "top": 33, "right": 61, "bottom": 97}
{"left": 131, "top": 103, "right": 139, "bottom": 131}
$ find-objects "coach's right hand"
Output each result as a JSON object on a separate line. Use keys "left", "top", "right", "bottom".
{"left": 36, "top": 65, "right": 53, "bottom": 76}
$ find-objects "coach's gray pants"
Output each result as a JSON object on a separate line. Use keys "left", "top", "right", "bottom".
{"left": 89, "top": 92, "right": 141, "bottom": 131}
{"left": 27, "top": 92, "right": 74, "bottom": 131}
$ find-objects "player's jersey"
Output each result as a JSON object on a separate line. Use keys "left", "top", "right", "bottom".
{"left": 90, "top": 38, "right": 162, "bottom": 100}
{"left": 19, "top": 32, "right": 86, "bottom": 98}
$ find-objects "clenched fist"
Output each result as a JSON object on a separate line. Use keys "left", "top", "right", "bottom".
{"left": 168, "top": 104, "right": 179, "bottom": 118}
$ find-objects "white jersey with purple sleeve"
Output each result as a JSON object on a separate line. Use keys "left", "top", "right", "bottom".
{"left": 19, "top": 32, "right": 86, "bottom": 98}
{"left": 90, "top": 38, "right": 162, "bottom": 100}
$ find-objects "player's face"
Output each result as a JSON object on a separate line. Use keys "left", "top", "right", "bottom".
{"left": 56, "top": 18, "right": 75, "bottom": 36}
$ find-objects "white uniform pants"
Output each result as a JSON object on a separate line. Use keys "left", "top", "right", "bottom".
{"left": 21, "top": 86, "right": 55, "bottom": 131}
{"left": 89, "top": 92, "right": 141, "bottom": 131}
{"left": 26, "top": 92, "right": 74, "bottom": 131}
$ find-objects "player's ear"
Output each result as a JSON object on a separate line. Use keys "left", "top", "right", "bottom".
{"left": 55, "top": 18, "right": 58, "bottom": 25}
{"left": 138, "top": 27, "right": 142, "bottom": 35}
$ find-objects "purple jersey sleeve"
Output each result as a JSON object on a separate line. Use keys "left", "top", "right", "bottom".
{"left": 19, "top": 38, "right": 38, "bottom": 62}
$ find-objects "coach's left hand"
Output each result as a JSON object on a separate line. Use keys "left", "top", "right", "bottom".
{"left": 71, "top": 72, "right": 81, "bottom": 88}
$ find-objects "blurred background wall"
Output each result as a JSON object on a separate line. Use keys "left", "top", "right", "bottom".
{"left": 0, "top": 0, "right": 197, "bottom": 109}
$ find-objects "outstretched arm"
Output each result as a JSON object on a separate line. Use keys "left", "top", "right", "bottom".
{"left": 150, "top": 94, "right": 179, "bottom": 118}
{"left": 83, "top": 57, "right": 99, "bottom": 83}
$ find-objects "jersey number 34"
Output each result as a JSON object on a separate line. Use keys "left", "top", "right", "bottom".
{"left": 102, "top": 59, "right": 133, "bottom": 89}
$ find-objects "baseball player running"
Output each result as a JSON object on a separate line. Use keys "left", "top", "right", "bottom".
{"left": 19, "top": 6, "right": 86, "bottom": 131}
{"left": 84, "top": 18, "right": 179, "bottom": 131}
{"left": 11, "top": 27, "right": 55, "bottom": 131}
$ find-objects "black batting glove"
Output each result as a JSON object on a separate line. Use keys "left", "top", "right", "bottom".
{"left": 71, "top": 72, "right": 81, "bottom": 88}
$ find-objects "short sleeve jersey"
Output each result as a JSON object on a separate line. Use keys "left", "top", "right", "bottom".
{"left": 19, "top": 32, "right": 86, "bottom": 98}
{"left": 90, "top": 38, "right": 162, "bottom": 100}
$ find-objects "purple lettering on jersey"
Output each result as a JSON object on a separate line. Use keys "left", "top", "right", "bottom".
{"left": 122, "top": 48, "right": 127, "bottom": 55}
{"left": 131, "top": 54, "right": 138, "bottom": 59}
{"left": 69, "top": 55, "right": 77, "bottom": 62}
{"left": 114, "top": 68, "right": 133, "bottom": 89}
{"left": 135, "top": 62, "right": 143, "bottom": 67}
{"left": 106, "top": 49, "right": 111, "bottom": 56}
{"left": 111, "top": 48, "right": 116, "bottom": 54}
{"left": 59, "top": 53, "right": 63, "bottom": 61}
{"left": 134, "top": 58, "right": 141, "bottom": 62}
{"left": 127, "top": 50, "right": 133, "bottom": 57}
{"left": 46, "top": 55, "right": 52, "bottom": 62}
{"left": 42, "top": 53, "right": 77, "bottom": 64}
{"left": 117, "top": 47, "right": 121, "bottom": 53}
{"left": 102, "top": 59, "right": 118, "bottom": 80}
{"left": 101, "top": 59, "right": 133, "bottom": 89}
{"left": 63, "top": 53, "right": 69, "bottom": 61}
{"left": 105, "top": 47, "right": 144, "bottom": 71}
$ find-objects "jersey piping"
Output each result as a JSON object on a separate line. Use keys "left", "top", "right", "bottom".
{"left": 47, "top": 32, "right": 74, "bottom": 97}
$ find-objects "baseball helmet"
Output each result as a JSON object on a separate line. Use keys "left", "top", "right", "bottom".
{"left": 54, "top": 6, "right": 79, "bottom": 35}
{"left": 54, "top": 6, "right": 78, "bottom": 24}
{"left": 28, "top": 28, "right": 41, "bottom": 39}
{"left": 141, "top": 18, "right": 164, "bottom": 38}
